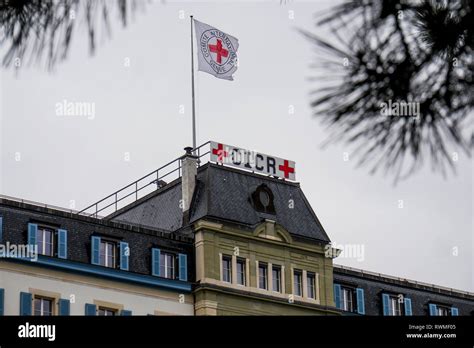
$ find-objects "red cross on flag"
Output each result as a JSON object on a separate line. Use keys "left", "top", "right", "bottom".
{"left": 193, "top": 19, "right": 239, "bottom": 81}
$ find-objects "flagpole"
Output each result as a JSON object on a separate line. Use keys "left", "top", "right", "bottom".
{"left": 190, "top": 15, "right": 197, "bottom": 151}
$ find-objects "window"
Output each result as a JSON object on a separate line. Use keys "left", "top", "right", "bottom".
{"left": 100, "top": 240, "right": 116, "bottom": 268}
{"left": 236, "top": 258, "right": 246, "bottom": 285}
{"left": 33, "top": 296, "right": 53, "bottom": 316}
{"left": 258, "top": 263, "right": 268, "bottom": 289}
{"left": 382, "top": 294, "right": 407, "bottom": 316}
{"left": 29, "top": 224, "right": 67, "bottom": 259}
{"left": 222, "top": 255, "right": 232, "bottom": 283}
{"left": 437, "top": 306, "right": 450, "bottom": 316}
{"left": 160, "top": 252, "right": 176, "bottom": 279}
{"left": 272, "top": 266, "right": 281, "bottom": 292}
{"left": 251, "top": 184, "right": 276, "bottom": 214}
{"left": 37, "top": 227, "right": 55, "bottom": 256}
{"left": 429, "top": 303, "right": 457, "bottom": 316}
{"left": 98, "top": 307, "right": 117, "bottom": 316}
{"left": 307, "top": 272, "right": 316, "bottom": 299}
{"left": 341, "top": 287, "right": 355, "bottom": 312}
{"left": 389, "top": 296, "right": 403, "bottom": 316}
{"left": 293, "top": 270, "right": 302, "bottom": 296}
{"left": 259, "top": 190, "right": 270, "bottom": 206}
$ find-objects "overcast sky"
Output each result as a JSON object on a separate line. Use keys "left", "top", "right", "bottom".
{"left": 0, "top": 0, "right": 472, "bottom": 292}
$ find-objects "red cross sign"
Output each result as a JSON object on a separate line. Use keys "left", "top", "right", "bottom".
{"left": 212, "top": 142, "right": 229, "bottom": 162}
{"left": 210, "top": 141, "right": 296, "bottom": 181}
{"left": 279, "top": 160, "right": 295, "bottom": 179}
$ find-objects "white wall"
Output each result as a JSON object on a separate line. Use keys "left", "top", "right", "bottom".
{"left": 0, "top": 263, "right": 193, "bottom": 315}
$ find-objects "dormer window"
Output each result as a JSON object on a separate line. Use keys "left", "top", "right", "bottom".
{"left": 151, "top": 248, "right": 188, "bottom": 281}
{"left": 27, "top": 223, "right": 68, "bottom": 259}
{"left": 429, "top": 303, "right": 458, "bottom": 316}
{"left": 381, "top": 293, "right": 412, "bottom": 316}
{"left": 91, "top": 236, "right": 129, "bottom": 271}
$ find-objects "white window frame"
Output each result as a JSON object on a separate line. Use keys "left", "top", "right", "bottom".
{"left": 161, "top": 252, "right": 176, "bottom": 279}
{"left": 293, "top": 270, "right": 303, "bottom": 297}
{"left": 98, "top": 307, "right": 117, "bottom": 316}
{"left": 437, "top": 306, "right": 450, "bottom": 316}
{"left": 341, "top": 287, "right": 354, "bottom": 312}
{"left": 37, "top": 227, "right": 55, "bottom": 256}
{"left": 100, "top": 240, "right": 116, "bottom": 268}
{"left": 272, "top": 265, "right": 281, "bottom": 293}
{"left": 236, "top": 257, "right": 246, "bottom": 286}
{"left": 258, "top": 262, "right": 268, "bottom": 290}
{"left": 33, "top": 296, "right": 53, "bottom": 316}
{"left": 307, "top": 272, "right": 316, "bottom": 299}
{"left": 222, "top": 255, "right": 232, "bottom": 283}
{"left": 389, "top": 296, "right": 402, "bottom": 316}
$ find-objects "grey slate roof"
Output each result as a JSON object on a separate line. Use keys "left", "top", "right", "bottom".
{"left": 110, "top": 163, "right": 331, "bottom": 243}
{"left": 333, "top": 265, "right": 474, "bottom": 316}
{"left": 109, "top": 180, "right": 183, "bottom": 232}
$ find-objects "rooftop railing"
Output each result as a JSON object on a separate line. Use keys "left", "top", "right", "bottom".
{"left": 0, "top": 194, "right": 80, "bottom": 214}
{"left": 334, "top": 264, "right": 474, "bottom": 297}
{"left": 77, "top": 142, "right": 211, "bottom": 218}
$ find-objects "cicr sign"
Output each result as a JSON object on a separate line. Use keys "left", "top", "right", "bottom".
{"left": 210, "top": 141, "right": 296, "bottom": 180}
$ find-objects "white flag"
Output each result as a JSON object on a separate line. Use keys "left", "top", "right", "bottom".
{"left": 193, "top": 19, "right": 239, "bottom": 81}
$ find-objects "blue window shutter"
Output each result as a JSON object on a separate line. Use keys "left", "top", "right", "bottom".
{"left": 178, "top": 253, "right": 188, "bottom": 281}
{"left": 91, "top": 236, "right": 101, "bottom": 265}
{"left": 429, "top": 303, "right": 437, "bottom": 316}
{"left": 451, "top": 307, "right": 458, "bottom": 316}
{"left": 404, "top": 298, "right": 413, "bottom": 316}
{"left": 120, "top": 241, "right": 129, "bottom": 271}
{"left": 58, "top": 299, "right": 70, "bottom": 316}
{"left": 152, "top": 248, "right": 161, "bottom": 276}
{"left": 85, "top": 303, "right": 97, "bottom": 315}
{"left": 382, "top": 293, "right": 390, "bottom": 316}
{"left": 20, "top": 292, "right": 32, "bottom": 315}
{"left": 0, "top": 288, "right": 4, "bottom": 315}
{"left": 356, "top": 288, "right": 365, "bottom": 315}
{"left": 58, "top": 229, "right": 68, "bottom": 259}
{"left": 121, "top": 309, "right": 132, "bottom": 316}
{"left": 333, "top": 284, "right": 341, "bottom": 309}
{"left": 0, "top": 216, "right": 3, "bottom": 242}
{"left": 27, "top": 223, "right": 37, "bottom": 246}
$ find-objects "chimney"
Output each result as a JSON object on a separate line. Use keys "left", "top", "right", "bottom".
{"left": 181, "top": 147, "right": 198, "bottom": 214}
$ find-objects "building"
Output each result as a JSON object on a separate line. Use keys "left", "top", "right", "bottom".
{"left": 333, "top": 265, "right": 473, "bottom": 316}
{"left": 109, "top": 149, "right": 337, "bottom": 315}
{"left": 0, "top": 198, "right": 194, "bottom": 316}
{"left": 0, "top": 142, "right": 473, "bottom": 316}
